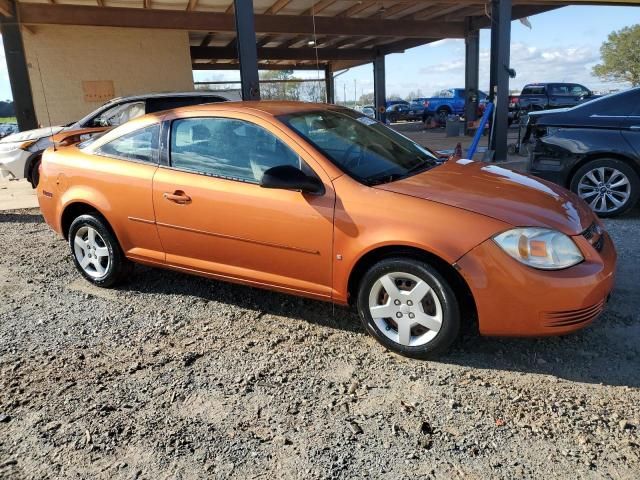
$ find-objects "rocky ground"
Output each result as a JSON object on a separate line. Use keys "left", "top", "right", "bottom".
{"left": 0, "top": 207, "right": 638, "bottom": 479}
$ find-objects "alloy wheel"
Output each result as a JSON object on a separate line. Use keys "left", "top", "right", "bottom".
{"left": 368, "top": 272, "right": 443, "bottom": 347}
{"left": 73, "top": 226, "right": 111, "bottom": 279}
{"left": 577, "top": 167, "right": 631, "bottom": 214}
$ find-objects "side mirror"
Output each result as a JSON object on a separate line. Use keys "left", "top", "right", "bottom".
{"left": 260, "top": 165, "right": 325, "bottom": 196}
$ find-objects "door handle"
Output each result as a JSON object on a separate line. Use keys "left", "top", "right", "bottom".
{"left": 163, "top": 191, "right": 192, "bottom": 204}
{"left": 630, "top": 126, "right": 640, "bottom": 131}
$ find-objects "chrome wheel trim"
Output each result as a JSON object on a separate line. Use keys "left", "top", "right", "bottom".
{"left": 577, "top": 167, "right": 631, "bottom": 214}
{"left": 73, "top": 226, "right": 110, "bottom": 279}
{"left": 368, "top": 272, "right": 443, "bottom": 347}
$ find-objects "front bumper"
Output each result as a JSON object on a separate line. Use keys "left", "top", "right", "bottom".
{"left": 0, "top": 148, "right": 30, "bottom": 179}
{"left": 457, "top": 230, "right": 616, "bottom": 336}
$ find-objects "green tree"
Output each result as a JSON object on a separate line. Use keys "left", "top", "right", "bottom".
{"left": 593, "top": 24, "right": 640, "bottom": 86}
{"left": 259, "top": 70, "right": 301, "bottom": 100}
{"left": 405, "top": 89, "right": 424, "bottom": 101}
{"left": 359, "top": 92, "right": 374, "bottom": 105}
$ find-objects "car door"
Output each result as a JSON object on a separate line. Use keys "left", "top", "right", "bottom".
{"left": 621, "top": 100, "right": 640, "bottom": 158}
{"left": 152, "top": 113, "right": 335, "bottom": 299}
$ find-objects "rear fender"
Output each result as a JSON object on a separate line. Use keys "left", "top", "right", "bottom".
{"left": 57, "top": 186, "right": 114, "bottom": 235}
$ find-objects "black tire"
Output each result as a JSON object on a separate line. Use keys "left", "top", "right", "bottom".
{"left": 569, "top": 158, "right": 639, "bottom": 218}
{"left": 388, "top": 114, "right": 398, "bottom": 123}
{"left": 436, "top": 108, "right": 450, "bottom": 125}
{"left": 28, "top": 156, "right": 41, "bottom": 188}
{"left": 68, "top": 213, "right": 132, "bottom": 288}
{"left": 356, "top": 258, "right": 460, "bottom": 359}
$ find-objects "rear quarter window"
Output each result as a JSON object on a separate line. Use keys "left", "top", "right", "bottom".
{"left": 95, "top": 124, "right": 160, "bottom": 163}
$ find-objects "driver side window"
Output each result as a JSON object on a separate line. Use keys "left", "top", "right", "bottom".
{"left": 170, "top": 117, "right": 310, "bottom": 183}
{"left": 90, "top": 101, "right": 146, "bottom": 127}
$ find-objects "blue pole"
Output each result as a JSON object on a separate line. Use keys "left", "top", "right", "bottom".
{"left": 467, "top": 101, "right": 493, "bottom": 159}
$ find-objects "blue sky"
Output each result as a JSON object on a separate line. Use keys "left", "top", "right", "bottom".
{"left": 195, "top": 6, "right": 640, "bottom": 101}
{"left": 0, "top": 6, "right": 638, "bottom": 102}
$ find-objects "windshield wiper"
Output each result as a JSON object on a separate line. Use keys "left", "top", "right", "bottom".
{"left": 404, "top": 159, "right": 434, "bottom": 175}
{"left": 366, "top": 172, "right": 406, "bottom": 186}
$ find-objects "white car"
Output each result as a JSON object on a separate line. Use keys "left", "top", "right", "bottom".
{"left": 0, "top": 92, "right": 228, "bottom": 186}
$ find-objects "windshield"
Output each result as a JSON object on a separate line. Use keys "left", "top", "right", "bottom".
{"left": 278, "top": 108, "right": 440, "bottom": 186}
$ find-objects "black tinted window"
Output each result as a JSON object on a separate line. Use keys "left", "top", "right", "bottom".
{"left": 522, "top": 85, "right": 546, "bottom": 95}
{"left": 90, "top": 101, "right": 145, "bottom": 127}
{"left": 570, "top": 84, "right": 590, "bottom": 95}
{"left": 550, "top": 84, "right": 571, "bottom": 95}
{"left": 96, "top": 124, "right": 160, "bottom": 163}
{"left": 170, "top": 117, "right": 304, "bottom": 183}
{"left": 146, "top": 96, "right": 225, "bottom": 113}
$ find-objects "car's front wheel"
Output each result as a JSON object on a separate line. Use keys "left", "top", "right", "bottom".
{"left": 356, "top": 258, "right": 460, "bottom": 359}
{"left": 570, "top": 158, "right": 639, "bottom": 217}
{"left": 68, "top": 214, "right": 132, "bottom": 287}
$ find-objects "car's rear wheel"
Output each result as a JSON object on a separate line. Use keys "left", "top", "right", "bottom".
{"left": 356, "top": 258, "right": 460, "bottom": 359}
{"left": 436, "top": 108, "right": 450, "bottom": 125}
{"left": 68, "top": 214, "right": 132, "bottom": 287}
{"left": 570, "top": 158, "right": 639, "bottom": 218}
{"left": 28, "top": 156, "right": 41, "bottom": 188}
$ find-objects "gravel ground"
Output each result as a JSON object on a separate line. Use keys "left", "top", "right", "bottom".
{"left": 0, "top": 207, "right": 639, "bottom": 479}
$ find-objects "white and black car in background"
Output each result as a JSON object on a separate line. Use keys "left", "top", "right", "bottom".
{"left": 527, "top": 87, "right": 640, "bottom": 217}
{"left": 0, "top": 92, "right": 229, "bottom": 187}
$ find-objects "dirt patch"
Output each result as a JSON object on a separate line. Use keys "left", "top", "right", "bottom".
{"left": 0, "top": 207, "right": 639, "bottom": 479}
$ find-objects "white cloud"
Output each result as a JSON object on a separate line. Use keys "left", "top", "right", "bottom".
{"left": 412, "top": 41, "right": 629, "bottom": 96}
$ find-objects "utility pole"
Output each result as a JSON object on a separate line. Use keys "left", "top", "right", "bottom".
{"left": 343, "top": 83, "right": 347, "bottom": 106}
{"left": 354, "top": 79, "right": 357, "bottom": 106}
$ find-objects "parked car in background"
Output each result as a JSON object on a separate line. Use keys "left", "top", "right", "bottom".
{"left": 361, "top": 105, "right": 376, "bottom": 118}
{"left": 408, "top": 98, "right": 429, "bottom": 120}
{"left": 39, "top": 102, "right": 615, "bottom": 359}
{"left": 0, "top": 92, "right": 228, "bottom": 186}
{"left": 0, "top": 123, "right": 18, "bottom": 139}
{"left": 510, "top": 83, "right": 599, "bottom": 122}
{"left": 386, "top": 100, "right": 409, "bottom": 109}
{"left": 412, "top": 89, "right": 488, "bottom": 123}
{"left": 386, "top": 103, "right": 412, "bottom": 123}
{"left": 527, "top": 87, "right": 640, "bottom": 217}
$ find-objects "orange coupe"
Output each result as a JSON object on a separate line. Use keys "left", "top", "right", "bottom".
{"left": 37, "top": 102, "right": 616, "bottom": 358}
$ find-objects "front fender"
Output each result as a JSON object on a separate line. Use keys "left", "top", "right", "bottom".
{"left": 330, "top": 176, "right": 511, "bottom": 303}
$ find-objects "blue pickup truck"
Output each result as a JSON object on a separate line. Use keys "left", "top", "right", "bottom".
{"left": 409, "top": 88, "right": 487, "bottom": 123}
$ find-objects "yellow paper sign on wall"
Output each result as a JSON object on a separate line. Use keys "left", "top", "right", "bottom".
{"left": 82, "top": 80, "right": 115, "bottom": 103}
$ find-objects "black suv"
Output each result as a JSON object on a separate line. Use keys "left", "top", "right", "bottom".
{"left": 527, "top": 87, "right": 640, "bottom": 217}
{"left": 511, "top": 83, "right": 597, "bottom": 122}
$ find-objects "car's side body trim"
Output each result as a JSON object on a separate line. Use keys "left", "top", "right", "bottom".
{"left": 155, "top": 221, "right": 321, "bottom": 255}
{"left": 128, "top": 216, "right": 156, "bottom": 225}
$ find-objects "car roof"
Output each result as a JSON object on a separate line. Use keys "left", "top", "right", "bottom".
{"left": 162, "top": 101, "right": 340, "bottom": 117}
{"left": 104, "top": 91, "right": 228, "bottom": 105}
{"left": 98, "top": 101, "right": 346, "bottom": 135}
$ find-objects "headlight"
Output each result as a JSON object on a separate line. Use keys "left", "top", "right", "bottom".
{"left": 493, "top": 228, "right": 583, "bottom": 270}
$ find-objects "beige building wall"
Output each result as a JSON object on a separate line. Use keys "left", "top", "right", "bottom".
{"left": 23, "top": 25, "right": 194, "bottom": 126}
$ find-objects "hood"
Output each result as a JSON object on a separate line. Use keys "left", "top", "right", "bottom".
{"left": 0, "top": 125, "right": 65, "bottom": 144}
{"left": 375, "top": 159, "right": 593, "bottom": 236}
